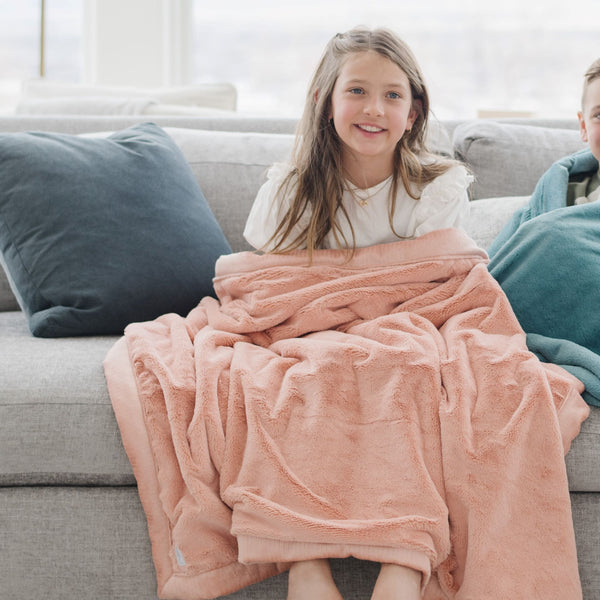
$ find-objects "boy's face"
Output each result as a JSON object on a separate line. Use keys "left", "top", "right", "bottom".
{"left": 578, "top": 77, "right": 600, "bottom": 164}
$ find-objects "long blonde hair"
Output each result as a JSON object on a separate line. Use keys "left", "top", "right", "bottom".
{"left": 269, "top": 26, "right": 457, "bottom": 257}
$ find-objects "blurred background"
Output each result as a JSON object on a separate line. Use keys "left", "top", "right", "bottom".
{"left": 0, "top": 0, "right": 598, "bottom": 119}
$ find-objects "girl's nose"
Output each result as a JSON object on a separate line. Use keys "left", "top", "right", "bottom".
{"left": 364, "top": 96, "right": 384, "bottom": 116}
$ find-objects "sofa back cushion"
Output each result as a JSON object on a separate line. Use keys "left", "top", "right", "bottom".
{"left": 3, "top": 118, "right": 582, "bottom": 314}
{"left": 453, "top": 121, "right": 586, "bottom": 200}
{"left": 163, "top": 121, "right": 453, "bottom": 254}
{"left": 164, "top": 128, "right": 296, "bottom": 253}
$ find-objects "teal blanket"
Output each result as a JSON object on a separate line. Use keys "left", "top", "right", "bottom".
{"left": 488, "top": 148, "right": 600, "bottom": 406}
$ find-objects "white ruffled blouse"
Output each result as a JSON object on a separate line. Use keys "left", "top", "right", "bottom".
{"left": 243, "top": 162, "right": 473, "bottom": 251}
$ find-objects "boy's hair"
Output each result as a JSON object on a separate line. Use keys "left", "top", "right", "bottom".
{"left": 582, "top": 58, "right": 600, "bottom": 108}
{"left": 268, "top": 26, "right": 457, "bottom": 257}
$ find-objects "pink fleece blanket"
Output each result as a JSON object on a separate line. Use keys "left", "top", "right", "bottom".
{"left": 104, "top": 228, "right": 589, "bottom": 599}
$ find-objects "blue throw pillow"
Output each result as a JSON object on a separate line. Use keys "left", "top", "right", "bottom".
{"left": 0, "top": 122, "right": 232, "bottom": 337}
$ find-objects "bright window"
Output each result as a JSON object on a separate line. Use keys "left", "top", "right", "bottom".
{"left": 191, "top": 0, "right": 600, "bottom": 119}
{"left": 0, "top": 0, "right": 83, "bottom": 111}
{"left": 0, "top": 1, "right": 598, "bottom": 119}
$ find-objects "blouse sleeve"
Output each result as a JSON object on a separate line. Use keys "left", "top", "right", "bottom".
{"left": 413, "top": 164, "right": 473, "bottom": 238}
{"left": 243, "top": 163, "right": 306, "bottom": 251}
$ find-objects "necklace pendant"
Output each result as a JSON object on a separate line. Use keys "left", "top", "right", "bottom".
{"left": 359, "top": 198, "right": 368, "bottom": 206}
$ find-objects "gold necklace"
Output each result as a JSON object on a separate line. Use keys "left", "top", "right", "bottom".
{"left": 347, "top": 175, "right": 391, "bottom": 207}
{"left": 350, "top": 185, "right": 376, "bottom": 207}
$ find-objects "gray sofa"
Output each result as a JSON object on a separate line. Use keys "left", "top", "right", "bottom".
{"left": 1, "top": 114, "right": 598, "bottom": 599}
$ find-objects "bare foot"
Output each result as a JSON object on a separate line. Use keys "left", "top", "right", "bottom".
{"left": 286, "top": 559, "right": 344, "bottom": 600}
{"left": 371, "top": 563, "right": 422, "bottom": 600}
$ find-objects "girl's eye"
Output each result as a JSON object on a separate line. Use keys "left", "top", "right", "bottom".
{"left": 348, "top": 88, "right": 364, "bottom": 95}
{"left": 387, "top": 91, "right": 402, "bottom": 100}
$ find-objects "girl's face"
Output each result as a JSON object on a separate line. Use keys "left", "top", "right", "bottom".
{"left": 329, "top": 50, "right": 418, "bottom": 187}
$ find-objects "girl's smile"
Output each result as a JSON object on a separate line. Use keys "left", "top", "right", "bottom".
{"left": 356, "top": 124, "right": 385, "bottom": 133}
{"left": 329, "top": 50, "right": 417, "bottom": 188}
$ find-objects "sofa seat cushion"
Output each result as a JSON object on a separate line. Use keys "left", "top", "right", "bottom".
{"left": 0, "top": 311, "right": 134, "bottom": 485}
{"left": 1, "top": 308, "right": 598, "bottom": 490}
{"left": 567, "top": 411, "right": 600, "bottom": 492}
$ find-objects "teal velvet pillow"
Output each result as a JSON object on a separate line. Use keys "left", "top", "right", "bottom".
{"left": 0, "top": 122, "right": 232, "bottom": 337}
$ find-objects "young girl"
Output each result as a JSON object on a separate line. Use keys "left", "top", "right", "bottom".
{"left": 244, "top": 27, "right": 472, "bottom": 261}
{"left": 243, "top": 27, "right": 472, "bottom": 600}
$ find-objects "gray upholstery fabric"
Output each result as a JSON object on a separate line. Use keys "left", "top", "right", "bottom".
{"left": 572, "top": 493, "right": 600, "bottom": 595}
{"left": 0, "top": 312, "right": 130, "bottom": 485}
{"left": 0, "top": 115, "right": 300, "bottom": 135}
{"left": 1, "top": 487, "right": 598, "bottom": 599}
{"left": 567, "top": 414, "right": 600, "bottom": 492}
{"left": 465, "top": 194, "right": 530, "bottom": 250}
{"left": 1, "top": 487, "right": 159, "bottom": 600}
{"left": 165, "top": 127, "right": 295, "bottom": 253}
{"left": 0, "top": 486, "right": 377, "bottom": 600}
{"left": 453, "top": 120, "right": 587, "bottom": 199}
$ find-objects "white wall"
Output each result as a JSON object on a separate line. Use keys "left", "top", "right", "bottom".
{"left": 83, "top": 0, "right": 192, "bottom": 87}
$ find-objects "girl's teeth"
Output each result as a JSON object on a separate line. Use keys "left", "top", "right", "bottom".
{"left": 359, "top": 125, "right": 383, "bottom": 132}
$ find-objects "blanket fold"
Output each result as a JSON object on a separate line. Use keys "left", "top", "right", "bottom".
{"left": 488, "top": 148, "right": 600, "bottom": 406}
{"left": 104, "top": 227, "right": 588, "bottom": 599}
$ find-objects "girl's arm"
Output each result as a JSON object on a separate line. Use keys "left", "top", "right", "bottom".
{"left": 243, "top": 176, "right": 282, "bottom": 251}
{"left": 413, "top": 165, "right": 473, "bottom": 238}
{"left": 243, "top": 163, "right": 308, "bottom": 252}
